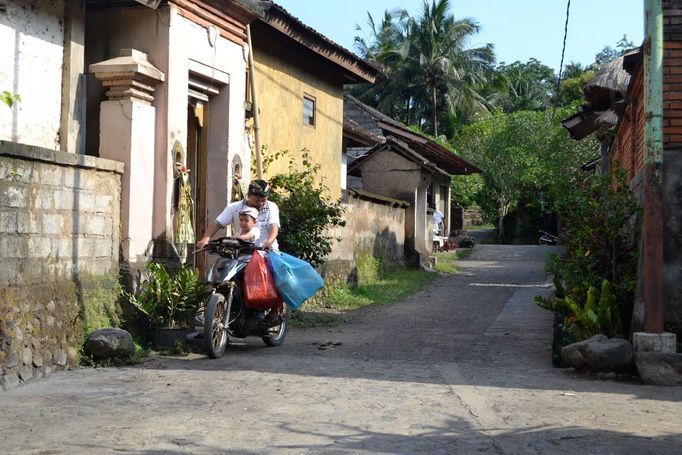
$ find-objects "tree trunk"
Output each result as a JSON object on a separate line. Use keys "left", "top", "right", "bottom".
{"left": 497, "top": 200, "right": 509, "bottom": 244}
{"left": 432, "top": 88, "right": 438, "bottom": 137}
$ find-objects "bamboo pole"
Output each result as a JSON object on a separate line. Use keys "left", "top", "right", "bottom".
{"left": 246, "top": 24, "right": 263, "bottom": 179}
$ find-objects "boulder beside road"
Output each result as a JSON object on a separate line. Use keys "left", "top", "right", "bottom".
{"left": 84, "top": 328, "right": 135, "bottom": 360}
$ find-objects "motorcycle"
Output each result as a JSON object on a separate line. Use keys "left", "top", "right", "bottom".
{"left": 194, "top": 237, "right": 289, "bottom": 359}
{"left": 538, "top": 230, "right": 559, "bottom": 245}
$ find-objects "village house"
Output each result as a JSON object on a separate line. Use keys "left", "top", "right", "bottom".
{"left": 248, "top": 1, "right": 380, "bottom": 199}
{"left": 343, "top": 94, "right": 481, "bottom": 266}
{"left": 0, "top": 0, "right": 262, "bottom": 389}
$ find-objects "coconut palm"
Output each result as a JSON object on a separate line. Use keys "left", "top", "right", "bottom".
{"left": 406, "top": 0, "right": 496, "bottom": 136}
{"left": 350, "top": 0, "right": 496, "bottom": 136}
{"left": 351, "top": 10, "right": 414, "bottom": 120}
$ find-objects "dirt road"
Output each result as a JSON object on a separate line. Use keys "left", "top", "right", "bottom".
{"left": 2, "top": 245, "right": 681, "bottom": 454}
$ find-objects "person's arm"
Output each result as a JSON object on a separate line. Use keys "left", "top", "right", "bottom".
{"left": 262, "top": 202, "right": 280, "bottom": 249}
{"left": 235, "top": 226, "right": 259, "bottom": 242}
{"left": 263, "top": 224, "right": 279, "bottom": 249}
{"left": 197, "top": 221, "right": 221, "bottom": 249}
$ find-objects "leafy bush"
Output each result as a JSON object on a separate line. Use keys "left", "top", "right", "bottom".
{"left": 537, "top": 279, "right": 622, "bottom": 340}
{"left": 536, "top": 169, "right": 639, "bottom": 341}
{"left": 125, "top": 262, "right": 207, "bottom": 328}
{"left": 264, "top": 150, "right": 345, "bottom": 267}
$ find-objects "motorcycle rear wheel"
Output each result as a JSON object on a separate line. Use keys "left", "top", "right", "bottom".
{"left": 262, "top": 308, "right": 289, "bottom": 347}
{"left": 204, "top": 293, "right": 230, "bottom": 358}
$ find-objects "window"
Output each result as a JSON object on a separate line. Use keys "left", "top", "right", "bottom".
{"left": 303, "top": 95, "right": 315, "bottom": 126}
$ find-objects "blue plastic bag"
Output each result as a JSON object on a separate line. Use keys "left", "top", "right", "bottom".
{"left": 267, "top": 251, "right": 324, "bottom": 309}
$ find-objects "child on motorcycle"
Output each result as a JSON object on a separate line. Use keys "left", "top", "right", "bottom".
{"left": 235, "top": 206, "right": 260, "bottom": 243}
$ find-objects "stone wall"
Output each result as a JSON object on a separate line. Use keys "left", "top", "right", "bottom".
{"left": 0, "top": 142, "right": 123, "bottom": 390}
{"left": 322, "top": 190, "right": 407, "bottom": 284}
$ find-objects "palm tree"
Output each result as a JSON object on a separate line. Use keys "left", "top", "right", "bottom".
{"left": 350, "top": 0, "right": 496, "bottom": 137}
{"left": 406, "top": 0, "right": 496, "bottom": 136}
{"left": 351, "top": 10, "right": 413, "bottom": 120}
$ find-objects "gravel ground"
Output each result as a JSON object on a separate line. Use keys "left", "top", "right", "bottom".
{"left": 1, "top": 244, "right": 681, "bottom": 455}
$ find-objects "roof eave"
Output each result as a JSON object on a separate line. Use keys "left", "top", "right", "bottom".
{"left": 260, "top": 3, "right": 381, "bottom": 84}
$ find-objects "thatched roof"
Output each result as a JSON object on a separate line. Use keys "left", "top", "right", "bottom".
{"left": 583, "top": 49, "right": 640, "bottom": 109}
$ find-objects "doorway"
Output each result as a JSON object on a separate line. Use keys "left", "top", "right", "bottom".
{"left": 187, "top": 97, "right": 208, "bottom": 272}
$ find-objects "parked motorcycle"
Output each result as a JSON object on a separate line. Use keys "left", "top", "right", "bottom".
{"left": 538, "top": 230, "right": 558, "bottom": 245}
{"left": 195, "top": 237, "right": 289, "bottom": 359}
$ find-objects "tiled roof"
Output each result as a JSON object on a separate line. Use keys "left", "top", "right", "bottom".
{"left": 344, "top": 94, "right": 481, "bottom": 175}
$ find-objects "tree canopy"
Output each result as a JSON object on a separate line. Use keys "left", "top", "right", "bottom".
{"left": 350, "top": 3, "right": 633, "bottom": 241}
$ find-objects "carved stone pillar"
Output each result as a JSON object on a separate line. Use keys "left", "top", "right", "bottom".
{"left": 90, "top": 49, "right": 165, "bottom": 264}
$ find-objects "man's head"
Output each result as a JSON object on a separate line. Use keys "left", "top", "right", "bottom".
{"left": 246, "top": 179, "right": 270, "bottom": 209}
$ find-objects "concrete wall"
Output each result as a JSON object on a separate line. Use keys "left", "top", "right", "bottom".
{"left": 251, "top": 24, "right": 344, "bottom": 199}
{"left": 322, "top": 191, "right": 406, "bottom": 283}
{"left": 0, "top": 0, "right": 67, "bottom": 150}
{"left": 359, "top": 151, "right": 422, "bottom": 200}
{"left": 0, "top": 142, "right": 123, "bottom": 391}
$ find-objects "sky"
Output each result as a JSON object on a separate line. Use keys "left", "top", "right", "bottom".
{"left": 274, "top": 0, "right": 644, "bottom": 72}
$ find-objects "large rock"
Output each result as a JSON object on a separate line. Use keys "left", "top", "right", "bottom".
{"left": 561, "top": 334, "right": 608, "bottom": 370}
{"left": 635, "top": 352, "right": 682, "bottom": 386}
{"left": 562, "top": 335, "right": 632, "bottom": 372}
{"left": 584, "top": 338, "right": 633, "bottom": 372}
{"left": 84, "top": 328, "right": 135, "bottom": 360}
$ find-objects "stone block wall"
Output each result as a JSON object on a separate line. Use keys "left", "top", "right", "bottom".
{"left": 0, "top": 142, "right": 123, "bottom": 390}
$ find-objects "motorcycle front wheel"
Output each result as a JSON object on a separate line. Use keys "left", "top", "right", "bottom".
{"left": 262, "top": 307, "right": 289, "bottom": 347}
{"left": 204, "top": 293, "right": 230, "bottom": 358}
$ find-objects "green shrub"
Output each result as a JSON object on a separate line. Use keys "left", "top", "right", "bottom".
{"left": 124, "top": 262, "right": 207, "bottom": 328}
{"left": 264, "top": 150, "right": 345, "bottom": 267}
{"left": 536, "top": 169, "right": 639, "bottom": 342}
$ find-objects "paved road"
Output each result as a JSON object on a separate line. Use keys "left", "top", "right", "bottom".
{"left": 2, "top": 245, "right": 681, "bottom": 454}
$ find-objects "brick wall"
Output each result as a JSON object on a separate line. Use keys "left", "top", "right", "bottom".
{"left": 0, "top": 142, "right": 123, "bottom": 390}
{"left": 609, "top": 3, "right": 682, "bottom": 333}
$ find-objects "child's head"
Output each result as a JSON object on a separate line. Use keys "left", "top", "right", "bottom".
{"left": 239, "top": 206, "right": 258, "bottom": 230}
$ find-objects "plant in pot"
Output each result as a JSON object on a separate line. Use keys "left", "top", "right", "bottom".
{"left": 126, "top": 262, "right": 207, "bottom": 349}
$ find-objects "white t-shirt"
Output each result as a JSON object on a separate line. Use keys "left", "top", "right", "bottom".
{"left": 215, "top": 200, "right": 280, "bottom": 249}
{"left": 240, "top": 226, "right": 261, "bottom": 243}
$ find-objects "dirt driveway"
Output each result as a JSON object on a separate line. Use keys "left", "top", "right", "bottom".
{"left": 2, "top": 245, "right": 681, "bottom": 454}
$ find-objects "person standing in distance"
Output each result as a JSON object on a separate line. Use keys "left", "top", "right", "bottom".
{"left": 196, "top": 179, "right": 280, "bottom": 250}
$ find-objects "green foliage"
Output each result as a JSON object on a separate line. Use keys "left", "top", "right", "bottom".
{"left": 350, "top": 0, "right": 497, "bottom": 136}
{"left": 536, "top": 169, "right": 639, "bottom": 342}
{"left": 492, "top": 58, "right": 556, "bottom": 112}
{"left": 433, "top": 249, "right": 472, "bottom": 273}
{"left": 450, "top": 173, "right": 484, "bottom": 208}
{"left": 264, "top": 150, "right": 345, "bottom": 267}
{"left": 594, "top": 35, "right": 636, "bottom": 66}
{"left": 1, "top": 91, "right": 21, "bottom": 108}
{"left": 556, "top": 67, "right": 596, "bottom": 106}
{"left": 536, "top": 280, "right": 622, "bottom": 340}
{"left": 453, "top": 107, "right": 597, "bottom": 240}
{"left": 125, "top": 262, "right": 207, "bottom": 328}
{"left": 81, "top": 282, "right": 122, "bottom": 336}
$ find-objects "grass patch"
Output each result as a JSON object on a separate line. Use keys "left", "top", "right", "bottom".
{"left": 464, "top": 223, "right": 495, "bottom": 230}
{"left": 291, "top": 256, "right": 437, "bottom": 328}
{"left": 433, "top": 249, "right": 473, "bottom": 274}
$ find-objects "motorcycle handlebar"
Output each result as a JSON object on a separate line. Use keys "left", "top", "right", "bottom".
{"left": 194, "top": 237, "right": 268, "bottom": 255}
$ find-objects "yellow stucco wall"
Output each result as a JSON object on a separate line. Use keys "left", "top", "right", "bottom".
{"left": 253, "top": 38, "right": 344, "bottom": 199}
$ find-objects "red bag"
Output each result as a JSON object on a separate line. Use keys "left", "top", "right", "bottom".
{"left": 243, "top": 252, "right": 282, "bottom": 309}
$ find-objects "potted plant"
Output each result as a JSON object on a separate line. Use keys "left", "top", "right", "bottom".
{"left": 126, "top": 262, "right": 207, "bottom": 348}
